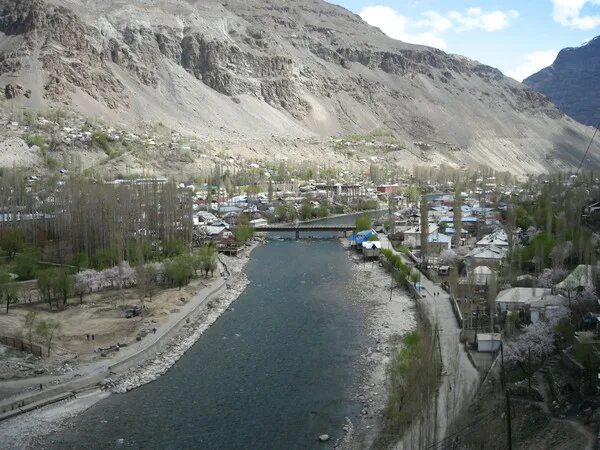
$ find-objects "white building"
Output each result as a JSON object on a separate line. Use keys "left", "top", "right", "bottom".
{"left": 476, "top": 333, "right": 502, "bottom": 352}
{"left": 403, "top": 223, "right": 438, "bottom": 248}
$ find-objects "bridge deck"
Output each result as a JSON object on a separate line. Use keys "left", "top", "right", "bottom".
{"left": 254, "top": 225, "right": 355, "bottom": 232}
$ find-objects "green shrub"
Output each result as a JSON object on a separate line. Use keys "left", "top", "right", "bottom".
{"left": 25, "top": 134, "right": 47, "bottom": 150}
{"left": 234, "top": 225, "right": 255, "bottom": 244}
{"left": 91, "top": 131, "right": 112, "bottom": 154}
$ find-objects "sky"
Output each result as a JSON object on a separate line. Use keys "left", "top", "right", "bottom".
{"left": 332, "top": 0, "right": 600, "bottom": 81}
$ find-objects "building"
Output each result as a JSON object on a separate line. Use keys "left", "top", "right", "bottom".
{"left": 496, "top": 287, "right": 568, "bottom": 323}
{"left": 362, "top": 240, "right": 382, "bottom": 259}
{"left": 376, "top": 184, "right": 400, "bottom": 194}
{"left": 556, "top": 265, "right": 596, "bottom": 292}
{"left": 403, "top": 223, "right": 439, "bottom": 248}
{"left": 249, "top": 218, "right": 268, "bottom": 227}
{"left": 427, "top": 232, "right": 451, "bottom": 254}
{"left": 476, "top": 229, "right": 509, "bottom": 248}
{"left": 476, "top": 333, "right": 502, "bottom": 352}
{"left": 465, "top": 245, "right": 507, "bottom": 275}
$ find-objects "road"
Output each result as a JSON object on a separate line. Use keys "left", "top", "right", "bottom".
{"left": 379, "top": 235, "right": 480, "bottom": 449}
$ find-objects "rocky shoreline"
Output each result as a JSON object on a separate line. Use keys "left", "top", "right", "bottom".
{"left": 337, "top": 241, "right": 418, "bottom": 449}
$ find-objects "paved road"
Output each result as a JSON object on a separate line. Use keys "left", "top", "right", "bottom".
{"left": 379, "top": 235, "right": 480, "bottom": 449}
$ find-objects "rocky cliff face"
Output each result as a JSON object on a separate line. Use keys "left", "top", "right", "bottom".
{"left": 524, "top": 37, "right": 600, "bottom": 127}
{"left": 0, "top": 0, "right": 598, "bottom": 173}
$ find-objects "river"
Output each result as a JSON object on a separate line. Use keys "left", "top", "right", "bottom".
{"left": 41, "top": 214, "right": 384, "bottom": 449}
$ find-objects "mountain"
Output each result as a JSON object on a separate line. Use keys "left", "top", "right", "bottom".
{"left": 0, "top": 0, "right": 599, "bottom": 175}
{"left": 524, "top": 37, "right": 600, "bottom": 127}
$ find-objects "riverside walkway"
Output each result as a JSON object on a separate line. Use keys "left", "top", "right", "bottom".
{"left": 0, "top": 276, "right": 227, "bottom": 421}
{"left": 379, "top": 235, "right": 479, "bottom": 448}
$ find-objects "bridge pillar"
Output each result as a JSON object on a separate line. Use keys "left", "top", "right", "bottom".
{"left": 295, "top": 230, "right": 300, "bottom": 240}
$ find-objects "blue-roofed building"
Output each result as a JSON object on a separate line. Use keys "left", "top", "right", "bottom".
{"left": 439, "top": 216, "right": 478, "bottom": 223}
{"left": 428, "top": 232, "right": 451, "bottom": 253}
{"left": 349, "top": 229, "right": 377, "bottom": 246}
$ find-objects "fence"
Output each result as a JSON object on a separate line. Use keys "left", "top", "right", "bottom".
{"left": 0, "top": 335, "right": 43, "bottom": 357}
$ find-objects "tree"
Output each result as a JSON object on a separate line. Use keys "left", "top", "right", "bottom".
{"left": 136, "top": 263, "right": 159, "bottom": 302}
{"left": 452, "top": 184, "right": 462, "bottom": 248}
{"left": 234, "top": 225, "right": 255, "bottom": 244}
{"left": 403, "top": 186, "right": 420, "bottom": 206}
{"left": 37, "top": 269, "right": 55, "bottom": 309}
{"left": 299, "top": 202, "right": 314, "bottom": 220}
{"left": 268, "top": 180, "right": 274, "bottom": 203}
{"left": 36, "top": 319, "right": 61, "bottom": 357}
{"left": 72, "top": 251, "right": 89, "bottom": 270}
{"left": 440, "top": 249, "right": 459, "bottom": 267}
{"left": 14, "top": 248, "right": 39, "bottom": 280}
{"left": 162, "top": 239, "right": 186, "bottom": 258}
{"left": 487, "top": 272, "right": 498, "bottom": 332}
{"left": 165, "top": 256, "right": 194, "bottom": 290}
{"left": 24, "top": 311, "right": 38, "bottom": 348}
{"left": 0, "top": 228, "right": 24, "bottom": 260}
{"left": 0, "top": 271, "right": 18, "bottom": 313}
{"left": 419, "top": 195, "right": 429, "bottom": 265}
{"left": 504, "top": 319, "right": 560, "bottom": 368}
{"left": 410, "top": 270, "right": 420, "bottom": 286}
{"left": 54, "top": 268, "right": 74, "bottom": 308}
{"left": 355, "top": 213, "right": 372, "bottom": 231}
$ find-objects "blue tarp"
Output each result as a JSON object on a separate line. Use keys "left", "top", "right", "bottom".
{"left": 349, "top": 229, "right": 377, "bottom": 244}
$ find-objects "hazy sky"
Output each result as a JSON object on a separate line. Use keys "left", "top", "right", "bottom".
{"left": 333, "top": 0, "right": 600, "bottom": 81}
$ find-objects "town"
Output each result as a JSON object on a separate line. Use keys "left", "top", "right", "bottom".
{"left": 1, "top": 128, "right": 600, "bottom": 446}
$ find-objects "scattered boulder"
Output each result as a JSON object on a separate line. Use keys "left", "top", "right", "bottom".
{"left": 4, "top": 83, "right": 23, "bottom": 99}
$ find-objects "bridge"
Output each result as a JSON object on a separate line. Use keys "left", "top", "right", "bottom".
{"left": 254, "top": 224, "right": 355, "bottom": 239}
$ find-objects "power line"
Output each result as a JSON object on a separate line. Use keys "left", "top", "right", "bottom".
{"left": 422, "top": 408, "right": 500, "bottom": 449}
{"left": 575, "top": 119, "right": 600, "bottom": 175}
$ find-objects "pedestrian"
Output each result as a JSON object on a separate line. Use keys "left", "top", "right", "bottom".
{"left": 153, "top": 327, "right": 157, "bottom": 334}
{"left": 39, "top": 383, "right": 43, "bottom": 391}
{"left": 86, "top": 334, "right": 90, "bottom": 341}
{"left": 92, "top": 334, "right": 95, "bottom": 341}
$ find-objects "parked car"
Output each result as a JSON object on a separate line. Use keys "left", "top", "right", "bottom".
{"left": 125, "top": 306, "right": 142, "bottom": 318}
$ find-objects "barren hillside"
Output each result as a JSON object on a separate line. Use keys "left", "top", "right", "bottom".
{"left": 0, "top": 0, "right": 598, "bottom": 174}
{"left": 525, "top": 36, "right": 600, "bottom": 127}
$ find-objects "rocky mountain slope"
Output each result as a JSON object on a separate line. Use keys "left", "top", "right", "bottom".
{"left": 524, "top": 36, "right": 600, "bottom": 127}
{"left": 0, "top": 0, "right": 598, "bottom": 174}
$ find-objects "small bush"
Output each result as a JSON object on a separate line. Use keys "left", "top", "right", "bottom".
{"left": 25, "top": 134, "right": 47, "bottom": 150}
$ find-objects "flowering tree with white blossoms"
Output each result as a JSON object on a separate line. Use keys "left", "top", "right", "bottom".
{"left": 504, "top": 318, "right": 563, "bottom": 368}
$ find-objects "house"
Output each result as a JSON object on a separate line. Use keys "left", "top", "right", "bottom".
{"left": 195, "top": 211, "right": 218, "bottom": 226}
{"left": 495, "top": 287, "right": 567, "bottom": 323}
{"left": 376, "top": 184, "right": 400, "bottom": 194}
{"left": 465, "top": 246, "right": 507, "bottom": 275}
{"left": 249, "top": 218, "right": 268, "bottom": 227}
{"left": 403, "top": 223, "right": 438, "bottom": 248}
{"left": 472, "top": 266, "right": 495, "bottom": 286}
{"left": 476, "top": 229, "right": 509, "bottom": 248}
{"left": 556, "top": 265, "right": 596, "bottom": 293}
{"left": 204, "top": 225, "right": 231, "bottom": 238}
{"left": 427, "top": 232, "right": 451, "bottom": 254}
{"left": 476, "top": 333, "right": 502, "bottom": 352}
{"left": 444, "top": 226, "right": 469, "bottom": 246}
{"left": 362, "top": 240, "right": 382, "bottom": 259}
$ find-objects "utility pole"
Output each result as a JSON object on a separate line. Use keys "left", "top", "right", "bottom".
{"left": 505, "top": 389, "right": 513, "bottom": 450}
{"left": 500, "top": 340, "right": 506, "bottom": 389}
{"left": 528, "top": 346, "right": 532, "bottom": 396}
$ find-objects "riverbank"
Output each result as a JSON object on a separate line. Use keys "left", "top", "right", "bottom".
{"left": 0, "top": 240, "right": 262, "bottom": 449}
{"left": 337, "top": 240, "right": 418, "bottom": 449}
